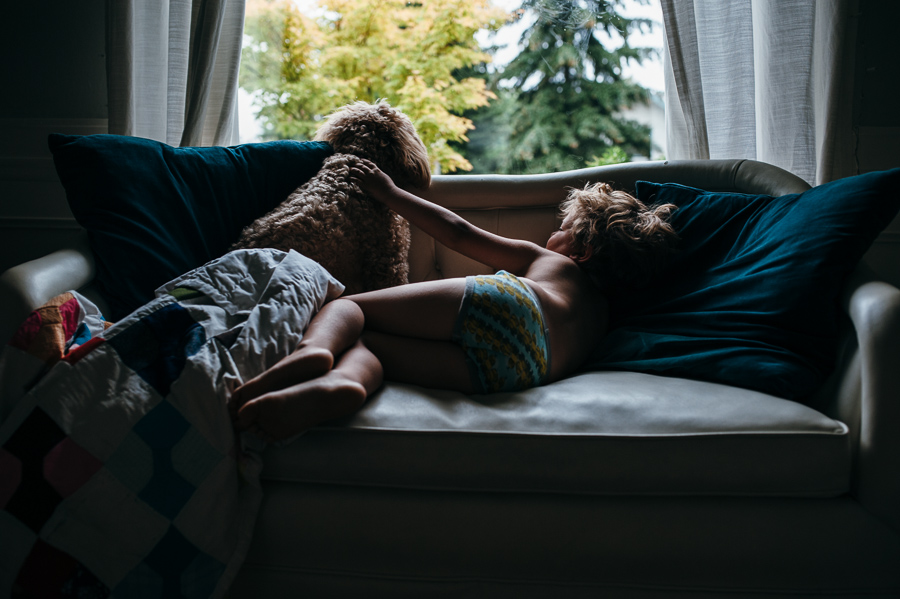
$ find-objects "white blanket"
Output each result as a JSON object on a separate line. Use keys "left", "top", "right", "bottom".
{"left": 0, "top": 249, "right": 343, "bottom": 599}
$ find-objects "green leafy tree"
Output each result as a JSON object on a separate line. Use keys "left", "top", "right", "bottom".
{"left": 463, "top": 0, "right": 654, "bottom": 174}
{"left": 586, "top": 145, "right": 629, "bottom": 166}
{"left": 240, "top": 0, "right": 509, "bottom": 172}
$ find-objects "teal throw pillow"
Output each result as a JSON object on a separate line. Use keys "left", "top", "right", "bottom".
{"left": 586, "top": 168, "right": 900, "bottom": 400}
{"left": 49, "top": 134, "right": 333, "bottom": 319}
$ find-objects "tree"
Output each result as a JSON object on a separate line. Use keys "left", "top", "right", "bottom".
{"left": 463, "top": 0, "right": 654, "bottom": 174}
{"left": 240, "top": 0, "right": 509, "bottom": 172}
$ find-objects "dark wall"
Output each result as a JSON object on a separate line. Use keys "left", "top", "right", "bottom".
{"left": 0, "top": 0, "right": 107, "bottom": 273}
{"left": 855, "top": 0, "right": 900, "bottom": 284}
{"left": 1, "top": 0, "right": 107, "bottom": 119}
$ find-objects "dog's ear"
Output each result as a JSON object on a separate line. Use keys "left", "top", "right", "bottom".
{"left": 382, "top": 112, "right": 432, "bottom": 189}
{"left": 378, "top": 144, "right": 431, "bottom": 190}
{"left": 398, "top": 144, "right": 432, "bottom": 189}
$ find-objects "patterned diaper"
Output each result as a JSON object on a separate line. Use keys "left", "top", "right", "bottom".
{"left": 452, "top": 270, "right": 551, "bottom": 393}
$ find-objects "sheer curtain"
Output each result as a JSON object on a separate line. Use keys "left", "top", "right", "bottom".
{"left": 107, "top": 0, "right": 246, "bottom": 147}
{"left": 661, "top": 0, "right": 857, "bottom": 185}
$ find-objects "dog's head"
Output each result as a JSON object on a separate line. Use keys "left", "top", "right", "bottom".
{"left": 313, "top": 101, "right": 431, "bottom": 189}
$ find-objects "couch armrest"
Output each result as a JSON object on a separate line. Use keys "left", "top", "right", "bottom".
{"left": 843, "top": 265, "right": 900, "bottom": 533}
{"left": 0, "top": 234, "right": 96, "bottom": 344}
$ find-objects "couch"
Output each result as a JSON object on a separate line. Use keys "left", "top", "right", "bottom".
{"left": 2, "top": 156, "right": 899, "bottom": 598}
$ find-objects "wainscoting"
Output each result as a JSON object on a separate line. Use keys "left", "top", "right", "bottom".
{"left": 0, "top": 118, "right": 107, "bottom": 273}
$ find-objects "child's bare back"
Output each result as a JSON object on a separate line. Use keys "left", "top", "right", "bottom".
{"left": 516, "top": 263, "right": 608, "bottom": 384}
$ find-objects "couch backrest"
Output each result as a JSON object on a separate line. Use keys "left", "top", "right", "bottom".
{"left": 409, "top": 158, "right": 811, "bottom": 283}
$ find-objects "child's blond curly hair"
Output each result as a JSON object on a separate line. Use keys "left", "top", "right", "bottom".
{"left": 560, "top": 182, "right": 679, "bottom": 289}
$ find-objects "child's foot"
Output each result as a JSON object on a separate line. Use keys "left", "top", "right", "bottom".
{"left": 228, "top": 344, "right": 334, "bottom": 419}
{"left": 234, "top": 372, "right": 367, "bottom": 441}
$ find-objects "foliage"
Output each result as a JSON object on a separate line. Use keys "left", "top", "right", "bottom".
{"left": 586, "top": 145, "right": 629, "bottom": 167}
{"left": 240, "top": 0, "right": 510, "bottom": 173}
{"left": 462, "top": 0, "right": 654, "bottom": 174}
{"left": 453, "top": 87, "right": 516, "bottom": 174}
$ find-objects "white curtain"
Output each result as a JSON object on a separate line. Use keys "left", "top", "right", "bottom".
{"left": 107, "top": 0, "right": 246, "bottom": 147}
{"left": 661, "top": 0, "right": 857, "bottom": 185}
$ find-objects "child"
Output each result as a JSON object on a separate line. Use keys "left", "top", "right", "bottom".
{"left": 230, "top": 158, "right": 677, "bottom": 441}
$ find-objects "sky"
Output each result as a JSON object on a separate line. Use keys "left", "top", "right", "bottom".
{"left": 606, "top": 0, "right": 665, "bottom": 92}
{"left": 238, "top": 0, "right": 664, "bottom": 142}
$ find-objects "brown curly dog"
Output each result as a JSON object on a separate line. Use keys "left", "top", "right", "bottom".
{"left": 232, "top": 101, "right": 431, "bottom": 294}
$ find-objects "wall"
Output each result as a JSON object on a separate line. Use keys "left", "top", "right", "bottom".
{"left": 0, "top": 0, "right": 897, "bottom": 283}
{"left": 855, "top": 0, "right": 900, "bottom": 287}
{"left": 0, "top": 0, "right": 107, "bottom": 274}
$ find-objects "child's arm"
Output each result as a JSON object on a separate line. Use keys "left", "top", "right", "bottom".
{"left": 350, "top": 159, "right": 546, "bottom": 274}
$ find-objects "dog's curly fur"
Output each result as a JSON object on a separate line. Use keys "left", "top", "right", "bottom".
{"left": 232, "top": 101, "right": 431, "bottom": 294}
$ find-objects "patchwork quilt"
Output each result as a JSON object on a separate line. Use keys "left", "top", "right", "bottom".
{"left": 0, "top": 249, "right": 343, "bottom": 599}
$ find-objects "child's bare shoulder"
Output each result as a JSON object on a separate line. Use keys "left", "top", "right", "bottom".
{"left": 524, "top": 252, "right": 583, "bottom": 282}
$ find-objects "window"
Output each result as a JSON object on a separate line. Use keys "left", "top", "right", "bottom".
{"left": 238, "top": 0, "right": 665, "bottom": 173}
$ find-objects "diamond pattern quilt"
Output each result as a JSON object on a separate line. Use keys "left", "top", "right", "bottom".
{"left": 0, "top": 249, "right": 343, "bottom": 598}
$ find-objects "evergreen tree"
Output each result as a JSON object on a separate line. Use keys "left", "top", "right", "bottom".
{"left": 464, "top": 0, "right": 654, "bottom": 174}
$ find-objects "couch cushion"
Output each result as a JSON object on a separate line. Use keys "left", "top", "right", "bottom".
{"left": 48, "top": 134, "right": 333, "bottom": 320}
{"left": 587, "top": 169, "right": 900, "bottom": 401}
{"left": 263, "top": 371, "right": 850, "bottom": 497}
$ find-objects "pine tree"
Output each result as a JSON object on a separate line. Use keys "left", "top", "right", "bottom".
{"left": 464, "top": 0, "right": 654, "bottom": 174}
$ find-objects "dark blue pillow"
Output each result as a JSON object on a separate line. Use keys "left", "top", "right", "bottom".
{"left": 586, "top": 168, "right": 900, "bottom": 400}
{"left": 49, "top": 134, "right": 333, "bottom": 319}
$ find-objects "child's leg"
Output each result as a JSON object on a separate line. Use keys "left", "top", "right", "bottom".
{"left": 232, "top": 278, "right": 474, "bottom": 438}
{"left": 234, "top": 340, "right": 383, "bottom": 441}
{"left": 350, "top": 278, "right": 476, "bottom": 393}
{"left": 362, "top": 331, "right": 475, "bottom": 393}
{"left": 229, "top": 278, "right": 463, "bottom": 419}
{"left": 228, "top": 298, "right": 364, "bottom": 418}
{"left": 349, "top": 278, "right": 467, "bottom": 338}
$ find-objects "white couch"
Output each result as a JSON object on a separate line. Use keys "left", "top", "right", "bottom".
{"left": 2, "top": 159, "right": 899, "bottom": 598}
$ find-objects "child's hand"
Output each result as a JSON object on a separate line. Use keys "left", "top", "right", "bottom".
{"left": 349, "top": 158, "right": 397, "bottom": 201}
